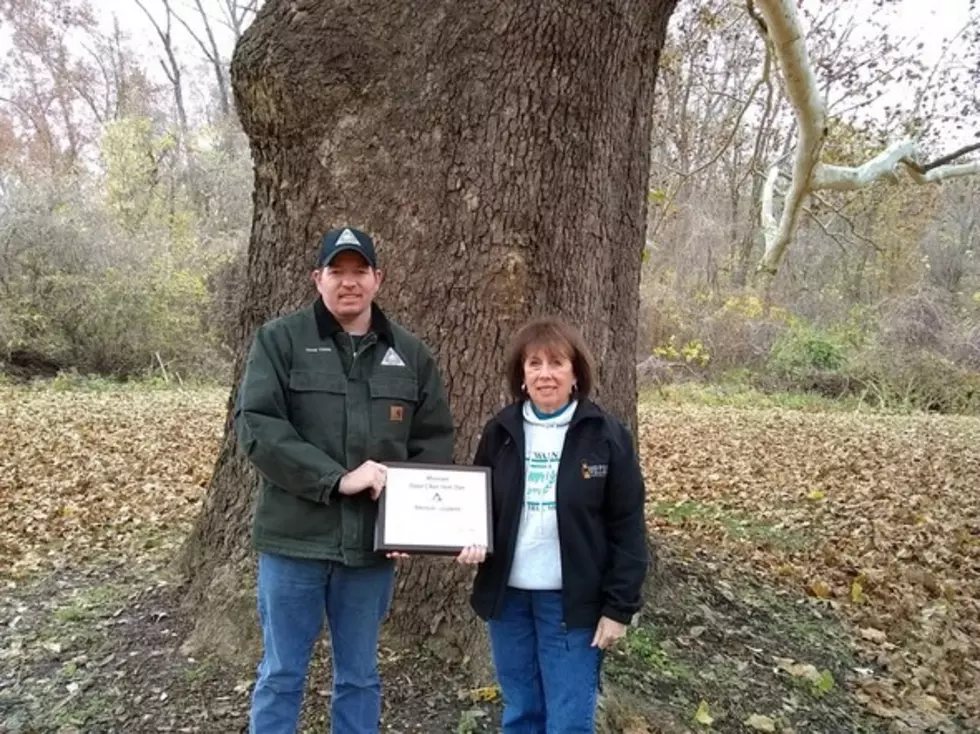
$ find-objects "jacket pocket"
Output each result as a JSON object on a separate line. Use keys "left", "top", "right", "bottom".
{"left": 369, "top": 376, "right": 418, "bottom": 448}
{"left": 287, "top": 370, "right": 347, "bottom": 445}
{"left": 288, "top": 370, "right": 348, "bottom": 393}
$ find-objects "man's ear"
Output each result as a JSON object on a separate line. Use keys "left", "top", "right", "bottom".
{"left": 375, "top": 268, "right": 384, "bottom": 286}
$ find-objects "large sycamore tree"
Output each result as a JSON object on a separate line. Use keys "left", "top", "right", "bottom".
{"left": 178, "top": 0, "right": 980, "bottom": 667}
{"left": 178, "top": 0, "right": 679, "bottom": 663}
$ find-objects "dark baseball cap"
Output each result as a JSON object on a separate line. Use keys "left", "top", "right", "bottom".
{"left": 316, "top": 226, "right": 378, "bottom": 268}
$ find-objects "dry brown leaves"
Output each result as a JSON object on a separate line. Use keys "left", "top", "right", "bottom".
{"left": 0, "top": 386, "right": 226, "bottom": 578}
{"left": 640, "top": 404, "right": 980, "bottom": 726}
{"left": 4, "top": 386, "right": 979, "bottom": 725}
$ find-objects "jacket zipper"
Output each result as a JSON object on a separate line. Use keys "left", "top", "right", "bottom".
{"left": 492, "top": 434, "right": 521, "bottom": 619}
{"left": 554, "top": 422, "right": 578, "bottom": 631}
{"left": 348, "top": 333, "right": 361, "bottom": 372}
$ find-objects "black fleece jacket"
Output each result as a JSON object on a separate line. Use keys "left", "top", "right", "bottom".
{"left": 469, "top": 399, "right": 649, "bottom": 628}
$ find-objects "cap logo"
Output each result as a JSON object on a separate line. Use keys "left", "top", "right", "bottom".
{"left": 336, "top": 228, "right": 361, "bottom": 247}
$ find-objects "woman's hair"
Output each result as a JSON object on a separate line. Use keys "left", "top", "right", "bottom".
{"left": 504, "top": 316, "right": 597, "bottom": 402}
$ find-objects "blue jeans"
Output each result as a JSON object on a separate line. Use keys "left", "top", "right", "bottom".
{"left": 249, "top": 552, "right": 395, "bottom": 734}
{"left": 487, "top": 589, "right": 602, "bottom": 734}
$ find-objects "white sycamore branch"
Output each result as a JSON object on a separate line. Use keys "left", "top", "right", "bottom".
{"left": 751, "top": 0, "right": 980, "bottom": 274}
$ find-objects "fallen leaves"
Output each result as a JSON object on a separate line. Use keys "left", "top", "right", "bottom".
{"left": 859, "top": 627, "right": 888, "bottom": 644}
{"left": 808, "top": 580, "right": 832, "bottom": 599}
{"left": 774, "top": 657, "right": 835, "bottom": 696}
{"left": 640, "top": 404, "right": 980, "bottom": 724}
{"left": 775, "top": 657, "right": 820, "bottom": 680}
{"left": 5, "top": 386, "right": 979, "bottom": 727}
{"left": 744, "top": 713, "right": 776, "bottom": 731}
{"left": 693, "top": 699, "right": 713, "bottom": 726}
{"left": 0, "top": 386, "right": 226, "bottom": 578}
{"left": 462, "top": 685, "right": 501, "bottom": 703}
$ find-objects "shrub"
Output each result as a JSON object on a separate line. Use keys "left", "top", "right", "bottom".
{"left": 770, "top": 324, "right": 848, "bottom": 374}
{"left": 849, "top": 347, "right": 980, "bottom": 414}
{"left": 1, "top": 257, "right": 231, "bottom": 380}
{"left": 876, "top": 289, "right": 953, "bottom": 353}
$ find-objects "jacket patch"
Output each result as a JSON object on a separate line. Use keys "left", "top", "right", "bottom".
{"left": 381, "top": 347, "right": 406, "bottom": 367}
{"left": 581, "top": 461, "right": 608, "bottom": 479}
{"left": 390, "top": 405, "right": 404, "bottom": 422}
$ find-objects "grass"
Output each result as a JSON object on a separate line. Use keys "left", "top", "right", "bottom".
{"left": 52, "top": 584, "right": 121, "bottom": 624}
{"left": 182, "top": 657, "right": 219, "bottom": 687}
{"left": 653, "top": 499, "right": 810, "bottom": 552}
{"left": 617, "top": 627, "right": 694, "bottom": 683}
{"left": 640, "top": 381, "right": 872, "bottom": 413}
{"left": 52, "top": 692, "right": 113, "bottom": 729}
{"left": 53, "top": 603, "right": 93, "bottom": 624}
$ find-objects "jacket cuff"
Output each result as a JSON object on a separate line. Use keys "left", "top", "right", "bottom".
{"left": 317, "top": 469, "right": 345, "bottom": 504}
{"left": 600, "top": 604, "right": 637, "bottom": 626}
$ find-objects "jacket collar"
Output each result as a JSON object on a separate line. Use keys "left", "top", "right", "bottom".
{"left": 496, "top": 397, "right": 603, "bottom": 442}
{"left": 313, "top": 298, "right": 394, "bottom": 342}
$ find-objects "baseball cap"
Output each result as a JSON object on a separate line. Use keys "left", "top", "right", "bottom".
{"left": 316, "top": 227, "right": 378, "bottom": 268}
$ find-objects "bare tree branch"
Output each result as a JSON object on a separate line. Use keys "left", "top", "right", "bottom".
{"left": 753, "top": 0, "right": 980, "bottom": 274}
{"left": 132, "top": 0, "right": 188, "bottom": 134}
{"left": 802, "top": 204, "right": 850, "bottom": 257}
{"left": 216, "top": 0, "right": 259, "bottom": 41}
{"left": 754, "top": 0, "right": 827, "bottom": 273}
{"left": 809, "top": 190, "right": 883, "bottom": 253}
{"left": 170, "top": 0, "right": 231, "bottom": 116}
{"left": 914, "top": 140, "right": 980, "bottom": 173}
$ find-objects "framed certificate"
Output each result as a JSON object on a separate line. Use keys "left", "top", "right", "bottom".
{"left": 373, "top": 462, "right": 493, "bottom": 555}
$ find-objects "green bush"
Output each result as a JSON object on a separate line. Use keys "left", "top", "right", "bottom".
{"left": 769, "top": 325, "right": 848, "bottom": 374}
{"left": 1, "top": 258, "right": 230, "bottom": 380}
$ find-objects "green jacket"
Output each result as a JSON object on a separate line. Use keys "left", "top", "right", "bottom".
{"left": 234, "top": 299, "right": 454, "bottom": 566}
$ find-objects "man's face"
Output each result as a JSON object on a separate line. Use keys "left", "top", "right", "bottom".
{"left": 313, "top": 251, "right": 382, "bottom": 320}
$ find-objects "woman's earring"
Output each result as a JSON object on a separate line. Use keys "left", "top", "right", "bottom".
{"left": 521, "top": 383, "right": 527, "bottom": 394}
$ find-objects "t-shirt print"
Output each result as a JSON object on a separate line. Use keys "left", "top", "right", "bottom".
{"left": 523, "top": 449, "right": 560, "bottom": 539}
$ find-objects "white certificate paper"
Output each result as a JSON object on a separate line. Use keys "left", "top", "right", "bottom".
{"left": 374, "top": 463, "right": 492, "bottom": 553}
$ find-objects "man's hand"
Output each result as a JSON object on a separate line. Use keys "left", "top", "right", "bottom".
{"left": 455, "top": 545, "right": 487, "bottom": 565}
{"left": 338, "top": 460, "right": 387, "bottom": 500}
{"left": 590, "top": 616, "right": 627, "bottom": 650}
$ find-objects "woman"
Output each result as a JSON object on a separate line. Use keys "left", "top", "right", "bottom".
{"left": 467, "top": 316, "right": 649, "bottom": 733}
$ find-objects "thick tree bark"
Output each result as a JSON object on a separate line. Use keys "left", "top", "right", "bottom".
{"left": 179, "top": 0, "right": 677, "bottom": 670}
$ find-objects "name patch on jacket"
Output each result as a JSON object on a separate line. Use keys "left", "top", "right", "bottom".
{"left": 581, "top": 461, "right": 608, "bottom": 479}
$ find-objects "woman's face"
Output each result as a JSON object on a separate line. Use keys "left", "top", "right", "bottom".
{"left": 523, "top": 345, "right": 576, "bottom": 413}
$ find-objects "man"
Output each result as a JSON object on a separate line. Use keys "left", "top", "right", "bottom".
{"left": 234, "top": 226, "right": 455, "bottom": 733}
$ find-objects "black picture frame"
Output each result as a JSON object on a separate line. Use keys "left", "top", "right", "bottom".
{"left": 373, "top": 462, "right": 494, "bottom": 555}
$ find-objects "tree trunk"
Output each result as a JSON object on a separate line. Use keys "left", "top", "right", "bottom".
{"left": 179, "top": 0, "right": 677, "bottom": 671}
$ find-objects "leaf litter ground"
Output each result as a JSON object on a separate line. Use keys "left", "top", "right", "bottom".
{"left": 0, "top": 386, "right": 977, "bottom": 732}
{"left": 640, "top": 403, "right": 980, "bottom": 732}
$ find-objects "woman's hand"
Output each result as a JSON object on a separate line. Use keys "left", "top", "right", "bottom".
{"left": 591, "top": 616, "right": 627, "bottom": 650}
{"left": 455, "top": 544, "right": 487, "bottom": 565}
